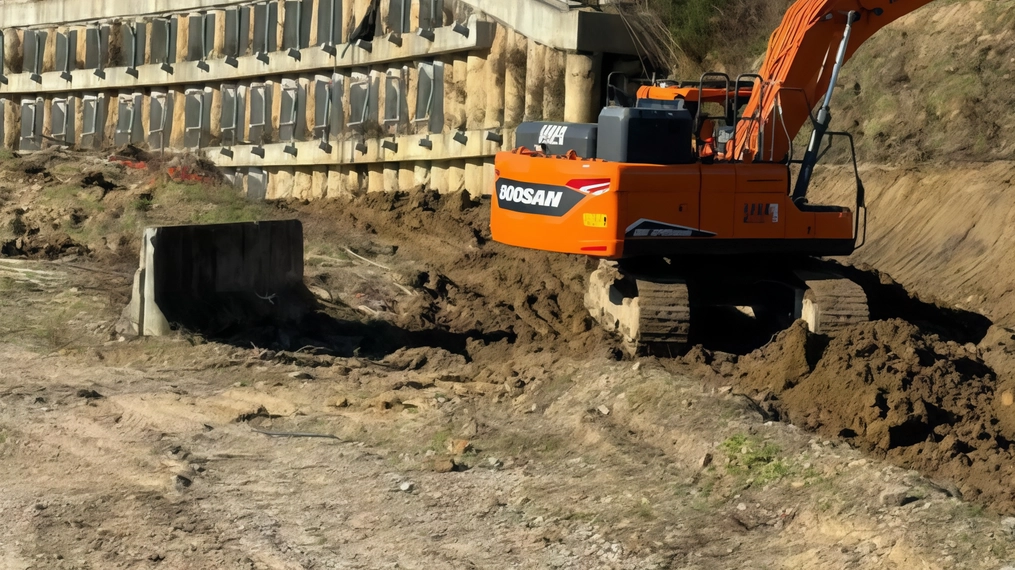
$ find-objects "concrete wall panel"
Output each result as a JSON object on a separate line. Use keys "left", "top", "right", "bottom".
{"left": 542, "top": 47, "right": 565, "bottom": 122}
{"left": 524, "top": 39, "right": 545, "bottom": 121}
{"left": 311, "top": 165, "right": 327, "bottom": 199}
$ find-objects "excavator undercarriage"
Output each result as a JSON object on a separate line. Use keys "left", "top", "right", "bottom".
{"left": 585, "top": 258, "right": 869, "bottom": 356}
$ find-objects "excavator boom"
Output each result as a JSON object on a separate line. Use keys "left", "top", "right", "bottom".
{"left": 736, "top": 0, "right": 936, "bottom": 162}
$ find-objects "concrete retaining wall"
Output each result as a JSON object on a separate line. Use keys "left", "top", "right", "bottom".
{"left": 121, "top": 219, "right": 307, "bottom": 336}
{"left": 0, "top": 0, "right": 639, "bottom": 198}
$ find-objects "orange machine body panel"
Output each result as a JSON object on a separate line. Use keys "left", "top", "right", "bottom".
{"left": 490, "top": 151, "right": 856, "bottom": 260}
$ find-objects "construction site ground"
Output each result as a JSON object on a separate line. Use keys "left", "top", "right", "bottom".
{"left": 2, "top": 148, "right": 1015, "bottom": 569}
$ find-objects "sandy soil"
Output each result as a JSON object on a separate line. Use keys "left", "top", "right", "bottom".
{"left": 0, "top": 150, "right": 1015, "bottom": 568}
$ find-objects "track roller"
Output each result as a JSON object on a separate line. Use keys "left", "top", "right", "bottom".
{"left": 795, "top": 271, "right": 870, "bottom": 335}
{"left": 585, "top": 261, "right": 690, "bottom": 356}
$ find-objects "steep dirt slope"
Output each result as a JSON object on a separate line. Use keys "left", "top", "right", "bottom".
{"left": 811, "top": 161, "right": 1015, "bottom": 326}
{"left": 831, "top": 1, "right": 1015, "bottom": 164}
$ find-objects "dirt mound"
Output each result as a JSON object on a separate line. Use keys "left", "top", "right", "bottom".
{"left": 725, "top": 319, "right": 1015, "bottom": 508}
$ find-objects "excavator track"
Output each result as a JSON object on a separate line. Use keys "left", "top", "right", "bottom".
{"left": 633, "top": 279, "right": 690, "bottom": 351}
{"left": 796, "top": 271, "right": 870, "bottom": 335}
{"left": 585, "top": 262, "right": 690, "bottom": 356}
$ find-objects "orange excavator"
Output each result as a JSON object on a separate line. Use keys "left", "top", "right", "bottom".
{"left": 491, "top": 0, "right": 936, "bottom": 354}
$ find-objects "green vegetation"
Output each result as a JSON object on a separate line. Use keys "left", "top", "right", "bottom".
{"left": 720, "top": 433, "right": 789, "bottom": 486}
{"left": 640, "top": 0, "right": 790, "bottom": 75}
{"left": 153, "top": 181, "right": 274, "bottom": 226}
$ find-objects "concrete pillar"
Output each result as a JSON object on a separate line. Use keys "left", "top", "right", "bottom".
{"left": 269, "top": 80, "right": 282, "bottom": 143}
{"left": 543, "top": 48, "right": 566, "bottom": 122}
{"left": 326, "top": 167, "right": 346, "bottom": 198}
{"left": 176, "top": 15, "right": 190, "bottom": 63}
{"left": 485, "top": 26, "right": 507, "bottom": 129}
{"left": 447, "top": 159, "right": 465, "bottom": 193}
{"left": 346, "top": 166, "right": 364, "bottom": 195}
{"left": 413, "top": 161, "right": 431, "bottom": 189}
{"left": 399, "top": 163, "right": 415, "bottom": 190}
{"left": 276, "top": 3, "right": 285, "bottom": 53}
{"left": 524, "top": 40, "right": 546, "bottom": 121}
{"left": 355, "top": 0, "right": 375, "bottom": 36}
{"left": 466, "top": 51, "right": 487, "bottom": 130}
{"left": 405, "top": 64, "right": 419, "bottom": 133}
{"left": 209, "top": 86, "right": 223, "bottom": 145}
{"left": 342, "top": 0, "right": 357, "bottom": 41}
{"left": 4, "top": 100, "right": 20, "bottom": 149}
{"left": 383, "top": 163, "right": 399, "bottom": 191}
{"left": 450, "top": 56, "right": 467, "bottom": 131}
{"left": 75, "top": 27, "right": 87, "bottom": 70}
{"left": 503, "top": 30, "right": 526, "bottom": 128}
{"left": 104, "top": 95, "right": 118, "bottom": 146}
{"left": 169, "top": 87, "right": 186, "bottom": 148}
{"left": 464, "top": 158, "right": 484, "bottom": 198}
{"left": 107, "top": 23, "right": 123, "bottom": 67}
{"left": 378, "top": 0, "right": 391, "bottom": 35}
{"left": 565, "top": 53, "right": 596, "bottom": 124}
{"left": 367, "top": 163, "right": 384, "bottom": 193}
{"left": 431, "top": 161, "right": 448, "bottom": 193}
{"left": 272, "top": 167, "right": 295, "bottom": 199}
{"left": 264, "top": 168, "right": 278, "bottom": 199}
{"left": 140, "top": 93, "right": 151, "bottom": 141}
{"left": 3, "top": 29, "right": 23, "bottom": 74}
{"left": 294, "top": 168, "right": 313, "bottom": 200}
{"left": 211, "top": 10, "right": 227, "bottom": 58}
{"left": 143, "top": 20, "right": 153, "bottom": 65}
{"left": 300, "top": 74, "right": 314, "bottom": 141}
{"left": 73, "top": 97, "right": 85, "bottom": 146}
{"left": 338, "top": 70, "right": 352, "bottom": 127}
{"left": 409, "top": 0, "right": 421, "bottom": 35}
{"left": 42, "top": 28, "right": 57, "bottom": 73}
{"left": 307, "top": 1, "right": 319, "bottom": 47}
{"left": 375, "top": 69, "right": 388, "bottom": 134}
{"left": 41, "top": 97, "right": 52, "bottom": 141}
{"left": 439, "top": 55, "right": 457, "bottom": 132}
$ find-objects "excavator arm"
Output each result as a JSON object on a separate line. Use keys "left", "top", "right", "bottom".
{"left": 735, "top": 0, "right": 936, "bottom": 163}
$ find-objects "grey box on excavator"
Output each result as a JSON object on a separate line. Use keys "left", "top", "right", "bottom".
{"left": 514, "top": 121, "right": 598, "bottom": 159}
{"left": 596, "top": 106, "right": 694, "bottom": 165}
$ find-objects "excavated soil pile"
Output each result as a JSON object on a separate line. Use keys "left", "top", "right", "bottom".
{"left": 723, "top": 319, "right": 1015, "bottom": 510}
{"left": 295, "top": 189, "right": 611, "bottom": 358}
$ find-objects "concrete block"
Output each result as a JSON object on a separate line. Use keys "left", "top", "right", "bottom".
{"left": 119, "top": 220, "right": 307, "bottom": 336}
{"left": 399, "top": 163, "right": 416, "bottom": 190}
{"left": 464, "top": 158, "right": 483, "bottom": 198}
{"left": 431, "top": 161, "right": 448, "bottom": 193}
{"left": 383, "top": 162, "right": 398, "bottom": 192}
{"left": 311, "top": 166, "right": 327, "bottom": 199}
{"left": 272, "top": 166, "right": 295, "bottom": 199}
{"left": 564, "top": 52, "right": 595, "bottom": 124}
{"left": 367, "top": 163, "right": 384, "bottom": 193}
{"left": 447, "top": 159, "right": 465, "bottom": 194}
{"left": 294, "top": 167, "right": 313, "bottom": 199}
{"left": 414, "top": 161, "right": 431, "bottom": 189}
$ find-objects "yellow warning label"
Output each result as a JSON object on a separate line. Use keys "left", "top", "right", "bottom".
{"left": 583, "top": 214, "right": 608, "bottom": 228}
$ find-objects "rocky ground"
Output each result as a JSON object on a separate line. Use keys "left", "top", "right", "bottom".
{"left": 1, "top": 149, "right": 1015, "bottom": 569}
